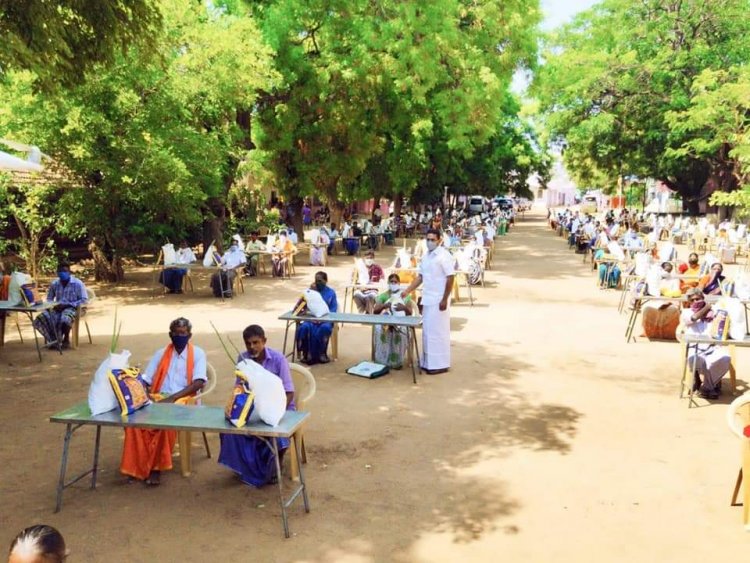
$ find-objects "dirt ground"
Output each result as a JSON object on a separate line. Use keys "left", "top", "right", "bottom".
{"left": 1, "top": 207, "right": 748, "bottom": 562}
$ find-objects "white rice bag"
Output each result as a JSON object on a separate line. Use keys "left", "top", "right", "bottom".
{"left": 88, "top": 350, "right": 131, "bottom": 415}
{"left": 236, "top": 359, "right": 286, "bottom": 426}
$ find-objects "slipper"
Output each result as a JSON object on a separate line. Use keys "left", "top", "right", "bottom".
{"left": 145, "top": 471, "right": 161, "bottom": 487}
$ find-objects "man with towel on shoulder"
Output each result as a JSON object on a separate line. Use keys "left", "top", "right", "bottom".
{"left": 120, "top": 317, "right": 206, "bottom": 486}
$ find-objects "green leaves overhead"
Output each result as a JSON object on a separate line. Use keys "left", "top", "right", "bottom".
{"left": 534, "top": 0, "right": 750, "bottom": 208}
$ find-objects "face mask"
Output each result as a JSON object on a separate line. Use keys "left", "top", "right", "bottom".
{"left": 170, "top": 334, "right": 191, "bottom": 353}
{"left": 58, "top": 271, "right": 71, "bottom": 282}
{"left": 426, "top": 240, "right": 438, "bottom": 252}
{"left": 230, "top": 245, "right": 238, "bottom": 252}
{"left": 690, "top": 300, "right": 706, "bottom": 313}
{"left": 389, "top": 283, "right": 401, "bottom": 293}
{"left": 315, "top": 281, "right": 326, "bottom": 292}
{"left": 365, "top": 259, "right": 373, "bottom": 267}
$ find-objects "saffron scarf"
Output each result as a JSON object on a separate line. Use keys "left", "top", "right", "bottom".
{"left": 150, "top": 343, "right": 194, "bottom": 394}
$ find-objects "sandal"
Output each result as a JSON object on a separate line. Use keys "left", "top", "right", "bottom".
{"left": 145, "top": 471, "right": 161, "bottom": 487}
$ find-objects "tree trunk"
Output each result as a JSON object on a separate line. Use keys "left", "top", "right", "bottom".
{"left": 393, "top": 193, "right": 404, "bottom": 217}
{"left": 202, "top": 199, "right": 226, "bottom": 253}
{"left": 330, "top": 200, "right": 346, "bottom": 228}
{"left": 88, "top": 238, "right": 123, "bottom": 282}
{"left": 288, "top": 196, "right": 304, "bottom": 239}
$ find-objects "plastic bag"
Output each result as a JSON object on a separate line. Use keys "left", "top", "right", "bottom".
{"left": 225, "top": 373, "right": 255, "bottom": 428}
{"left": 162, "top": 243, "right": 177, "bottom": 265}
{"left": 302, "top": 288, "right": 330, "bottom": 318}
{"left": 88, "top": 351, "right": 131, "bottom": 415}
{"left": 236, "top": 359, "right": 286, "bottom": 426}
{"left": 203, "top": 244, "right": 218, "bottom": 267}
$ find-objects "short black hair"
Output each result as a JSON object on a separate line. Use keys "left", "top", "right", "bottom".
{"left": 57, "top": 262, "right": 71, "bottom": 272}
{"left": 315, "top": 271, "right": 328, "bottom": 281}
{"left": 426, "top": 228, "right": 442, "bottom": 238}
{"left": 242, "top": 324, "right": 265, "bottom": 340}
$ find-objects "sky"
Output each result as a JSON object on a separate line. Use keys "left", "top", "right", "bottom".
{"left": 511, "top": 0, "right": 599, "bottom": 93}
{"left": 541, "top": 0, "right": 599, "bottom": 30}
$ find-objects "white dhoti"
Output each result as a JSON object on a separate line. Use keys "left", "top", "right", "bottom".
{"left": 688, "top": 346, "right": 731, "bottom": 391}
{"left": 421, "top": 303, "right": 451, "bottom": 370}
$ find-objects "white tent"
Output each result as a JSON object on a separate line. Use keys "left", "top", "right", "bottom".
{"left": 0, "top": 149, "right": 43, "bottom": 172}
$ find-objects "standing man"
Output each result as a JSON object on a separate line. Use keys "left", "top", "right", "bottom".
{"left": 33, "top": 263, "right": 88, "bottom": 349}
{"left": 219, "top": 324, "right": 295, "bottom": 487}
{"left": 402, "top": 228, "right": 455, "bottom": 374}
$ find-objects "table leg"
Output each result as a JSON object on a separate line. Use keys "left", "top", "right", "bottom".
{"left": 292, "top": 322, "right": 299, "bottom": 363}
{"left": 407, "top": 328, "right": 416, "bottom": 384}
{"left": 271, "top": 438, "right": 290, "bottom": 538}
{"left": 293, "top": 431, "right": 310, "bottom": 513}
{"left": 55, "top": 423, "right": 74, "bottom": 513}
{"left": 0, "top": 311, "right": 6, "bottom": 347}
{"left": 218, "top": 269, "right": 225, "bottom": 302}
{"left": 91, "top": 425, "right": 101, "bottom": 489}
{"left": 28, "top": 312, "right": 43, "bottom": 362}
{"left": 282, "top": 320, "right": 291, "bottom": 359}
{"left": 679, "top": 342, "right": 689, "bottom": 398}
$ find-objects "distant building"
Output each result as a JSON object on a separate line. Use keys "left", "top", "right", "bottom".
{"left": 540, "top": 160, "right": 577, "bottom": 207}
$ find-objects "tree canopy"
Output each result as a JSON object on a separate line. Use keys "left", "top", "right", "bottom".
{"left": 0, "top": 0, "right": 162, "bottom": 89}
{"left": 533, "top": 0, "right": 750, "bottom": 212}
{"left": 0, "top": 0, "right": 550, "bottom": 279}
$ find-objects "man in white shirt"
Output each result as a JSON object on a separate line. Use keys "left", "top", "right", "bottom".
{"left": 211, "top": 240, "right": 246, "bottom": 297}
{"left": 682, "top": 288, "right": 731, "bottom": 399}
{"left": 402, "top": 228, "right": 455, "bottom": 374}
{"left": 120, "top": 317, "right": 207, "bottom": 485}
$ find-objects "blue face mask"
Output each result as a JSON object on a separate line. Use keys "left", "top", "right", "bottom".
{"left": 58, "top": 271, "right": 71, "bottom": 282}
{"left": 170, "top": 334, "right": 191, "bottom": 353}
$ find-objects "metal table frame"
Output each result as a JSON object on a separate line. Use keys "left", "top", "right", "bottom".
{"left": 279, "top": 310, "right": 423, "bottom": 383}
{"left": 0, "top": 301, "right": 61, "bottom": 361}
{"left": 50, "top": 402, "right": 310, "bottom": 538}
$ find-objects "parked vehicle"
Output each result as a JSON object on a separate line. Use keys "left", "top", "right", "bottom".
{"left": 468, "top": 195, "right": 487, "bottom": 214}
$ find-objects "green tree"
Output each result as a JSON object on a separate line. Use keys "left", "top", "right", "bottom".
{"left": 0, "top": 0, "right": 162, "bottom": 88}
{"left": 534, "top": 0, "right": 750, "bottom": 213}
{"left": 0, "top": 1, "right": 277, "bottom": 280}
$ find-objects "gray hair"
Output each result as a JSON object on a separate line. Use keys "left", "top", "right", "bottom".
{"left": 169, "top": 317, "right": 192, "bottom": 334}
{"left": 686, "top": 287, "right": 703, "bottom": 298}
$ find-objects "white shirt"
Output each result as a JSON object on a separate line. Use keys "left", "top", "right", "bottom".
{"left": 142, "top": 345, "right": 207, "bottom": 395}
{"left": 221, "top": 247, "right": 247, "bottom": 269}
{"left": 419, "top": 246, "right": 456, "bottom": 306}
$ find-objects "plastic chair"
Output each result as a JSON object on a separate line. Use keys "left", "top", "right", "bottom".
{"left": 72, "top": 287, "right": 96, "bottom": 349}
{"left": 288, "top": 362, "right": 316, "bottom": 481}
{"left": 178, "top": 363, "right": 218, "bottom": 476}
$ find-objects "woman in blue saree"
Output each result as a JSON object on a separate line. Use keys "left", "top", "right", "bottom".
{"left": 297, "top": 271, "right": 338, "bottom": 365}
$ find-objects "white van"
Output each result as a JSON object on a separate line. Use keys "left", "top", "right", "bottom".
{"left": 468, "top": 196, "right": 486, "bottom": 214}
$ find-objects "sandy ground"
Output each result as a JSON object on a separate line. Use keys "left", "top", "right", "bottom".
{"left": 1, "top": 208, "right": 748, "bottom": 562}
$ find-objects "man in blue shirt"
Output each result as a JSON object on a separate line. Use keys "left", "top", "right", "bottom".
{"left": 33, "top": 263, "right": 88, "bottom": 349}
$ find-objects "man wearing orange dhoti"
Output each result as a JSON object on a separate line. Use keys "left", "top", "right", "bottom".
{"left": 120, "top": 317, "right": 206, "bottom": 485}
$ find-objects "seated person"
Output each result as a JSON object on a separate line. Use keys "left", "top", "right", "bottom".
{"left": 327, "top": 223, "right": 340, "bottom": 255}
{"left": 244, "top": 232, "right": 266, "bottom": 276}
{"left": 161, "top": 240, "right": 196, "bottom": 294}
{"left": 353, "top": 251, "right": 385, "bottom": 313}
{"left": 120, "top": 317, "right": 206, "bottom": 485}
{"left": 698, "top": 262, "right": 726, "bottom": 295}
{"left": 270, "top": 230, "right": 296, "bottom": 277}
{"left": 297, "top": 271, "right": 338, "bottom": 365}
{"left": 33, "top": 263, "right": 88, "bottom": 349}
{"left": 679, "top": 252, "right": 702, "bottom": 293}
{"left": 218, "top": 324, "right": 295, "bottom": 487}
{"left": 372, "top": 273, "right": 414, "bottom": 369}
{"left": 211, "top": 240, "right": 246, "bottom": 297}
{"left": 682, "top": 288, "right": 731, "bottom": 399}
{"left": 288, "top": 229, "right": 299, "bottom": 245}
{"left": 310, "top": 228, "right": 330, "bottom": 266}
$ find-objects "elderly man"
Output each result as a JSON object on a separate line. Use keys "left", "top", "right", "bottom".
{"left": 120, "top": 317, "right": 207, "bottom": 485}
{"left": 161, "top": 240, "right": 196, "bottom": 294}
{"left": 219, "top": 324, "right": 295, "bottom": 487}
{"left": 682, "top": 288, "right": 731, "bottom": 399}
{"left": 353, "top": 250, "right": 385, "bottom": 313}
{"left": 211, "top": 239, "right": 246, "bottom": 297}
{"left": 33, "top": 263, "right": 88, "bottom": 349}
{"left": 402, "top": 228, "right": 455, "bottom": 374}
